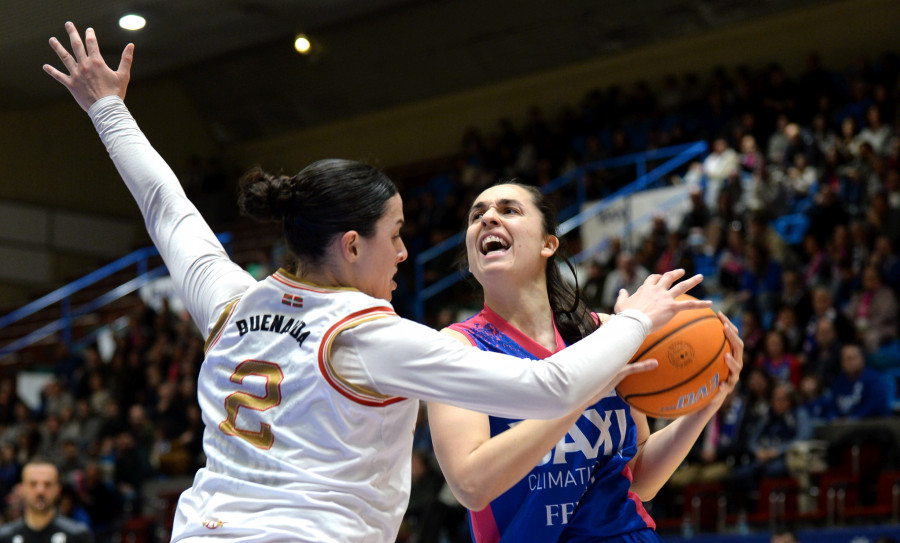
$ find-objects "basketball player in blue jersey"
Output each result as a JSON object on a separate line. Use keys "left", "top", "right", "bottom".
{"left": 44, "top": 24, "right": 715, "bottom": 542}
{"left": 428, "top": 182, "right": 744, "bottom": 542}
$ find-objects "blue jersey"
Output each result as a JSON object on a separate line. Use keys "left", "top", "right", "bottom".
{"left": 449, "top": 307, "right": 655, "bottom": 543}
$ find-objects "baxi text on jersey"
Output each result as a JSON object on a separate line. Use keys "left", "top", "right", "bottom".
{"left": 236, "top": 314, "right": 310, "bottom": 347}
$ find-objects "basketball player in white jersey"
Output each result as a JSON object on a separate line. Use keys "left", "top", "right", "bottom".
{"left": 44, "top": 22, "right": 711, "bottom": 542}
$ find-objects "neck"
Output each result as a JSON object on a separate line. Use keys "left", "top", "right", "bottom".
{"left": 24, "top": 508, "right": 55, "bottom": 531}
{"left": 483, "top": 278, "right": 557, "bottom": 351}
{"left": 293, "top": 261, "right": 347, "bottom": 290}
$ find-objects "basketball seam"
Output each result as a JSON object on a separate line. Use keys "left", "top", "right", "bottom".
{"left": 630, "top": 314, "right": 720, "bottom": 362}
{"left": 622, "top": 335, "right": 727, "bottom": 402}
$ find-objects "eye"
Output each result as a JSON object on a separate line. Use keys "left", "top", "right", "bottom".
{"left": 469, "top": 211, "right": 484, "bottom": 223}
{"left": 503, "top": 206, "right": 521, "bottom": 215}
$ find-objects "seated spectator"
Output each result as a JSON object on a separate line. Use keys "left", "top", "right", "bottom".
{"left": 800, "top": 233, "right": 833, "bottom": 289}
{"left": 855, "top": 105, "right": 893, "bottom": 156}
{"left": 756, "top": 330, "right": 802, "bottom": 387}
{"left": 731, "top": 382, "right": 812, "bottom": 493}
{"left": 737, "top": 243, "right": 782, "bottom": 318}
{"left": 772, "top": 305, "right": 804, "bottom": 354}
{"left": 739, "top": 309, "right": 765, "bottom": 363}
{"left": 703, "top": 137, "right": 739, "bottom": 207}
{"left": 844, "top": 264, "right": 899, "bottom": 353}
{"left": 797, "top": 373, "right": 831, "bottom": 428}
{"left": 599, "top": 250, "right": 649, "bottom": 312}
{"left": 828, "top": 343, "right": 890, "bottom": 419}
{"left": 777, "top": 268, "right": 812, "bottom": 327}
{"left": 803, "top": 318, "right": 844, "bottom": 387}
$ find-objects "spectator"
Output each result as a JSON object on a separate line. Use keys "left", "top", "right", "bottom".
{"left": 732, "top": 383, "right": 812, "bottom": 493}
{"left": 756, "top": 330, "right": 802, "bottom": 387}
{"left": 0, "top": 459, "right": 92, "bottom": 543}
{"left": 599, "top": 250, "right": 650, "bottom": 312}
{"left": 828, "top": 343, "right": 890, "bottom": 419}
{"left": 845, "top": 264, "right": 899, "bottom": 353}
{"left": 803, "top": 318, "right": 844, "bottom": 387}
{"left": 855, "top": 104, "right": 893, "bottom": 156}
{"left": 797, "top": 373, "right": 831, "bottom": 428}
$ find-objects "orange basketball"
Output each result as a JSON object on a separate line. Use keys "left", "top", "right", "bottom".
{"left": 617, "top": 295, "right": 730, "bottom": 418}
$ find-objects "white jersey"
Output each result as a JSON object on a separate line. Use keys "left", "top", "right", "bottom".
{"left": 175, "top": 272, "right": 419, "bottom": 541}
{"left": 87, "top": 96, "right": 653, "bottom": 542}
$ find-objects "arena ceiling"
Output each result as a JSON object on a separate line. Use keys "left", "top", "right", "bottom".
{"left": 7, "top": 0, "right": 825, "bottom": 145}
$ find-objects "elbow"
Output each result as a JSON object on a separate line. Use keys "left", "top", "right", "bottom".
{"left": 448, "top": 479, "right": 495, "bottom": 512}
{"left": 461, "top": 493, "right": 493, "bottom": 513}
{"left": 630, "top": 482, "right": 658, "bottom": 502}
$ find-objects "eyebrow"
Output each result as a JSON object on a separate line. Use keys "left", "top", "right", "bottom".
{"left": 469, "top": 198, "right": 525, "bottom": 213}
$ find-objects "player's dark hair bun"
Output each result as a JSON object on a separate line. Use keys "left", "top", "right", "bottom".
{"left": 238, "top": 167, "right": 294, "bottom": 222}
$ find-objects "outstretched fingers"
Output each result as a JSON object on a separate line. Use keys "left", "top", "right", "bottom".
{"left": 47, "top": 36, "right": 77, "bottom": 74}
{"left": 668, "top": 272, "right": 703, "bottom": 297}
{"left": 655, "top": 268, "right": 686, "bottom": 289}
{"left": 84, "top": 27, "right": 101, "bottom": 58}
{"left": 42, "top": 58, "right": 70, "bottom": 87}
{"left": 65, "top": 21, "right": 87, "bottom": 63}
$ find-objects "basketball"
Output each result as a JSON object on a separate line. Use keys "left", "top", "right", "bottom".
{"left": 617, "top": 295, "right": 730, "bottom": 418}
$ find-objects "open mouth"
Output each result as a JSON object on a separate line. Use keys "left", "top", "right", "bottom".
{"left": 480, "top": 234, "right": 510, "bottom": 255}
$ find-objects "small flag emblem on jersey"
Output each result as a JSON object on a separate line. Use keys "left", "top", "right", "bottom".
{"left": 282, "top": 293, "right": 303, "bottom": 307}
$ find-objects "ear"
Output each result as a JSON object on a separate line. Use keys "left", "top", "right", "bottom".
{"left": 339, "top": 231, "right": 361, "bottom": 262}
{"left": 540, "top": 234, "right": 559, "bottom": 258}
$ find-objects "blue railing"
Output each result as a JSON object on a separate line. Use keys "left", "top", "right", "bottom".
{"left": 412, "top": 141, "right": 708, "bottom": 321}
{"left": 0, "top": 232, "right": 232, "bottom": 362}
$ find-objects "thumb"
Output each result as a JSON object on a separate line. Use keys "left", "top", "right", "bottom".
{"left": 624, "top": 358, "right": 658, "bottom": 376}
{"left": 614, "top": 288, "right": 629, "bottom": 313}
{"left": 117, "top": 43, "right": 134, "bottom": 80}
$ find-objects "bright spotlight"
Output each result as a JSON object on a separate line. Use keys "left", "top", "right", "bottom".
{"left": 294, "top": 34, "right": 312, "bottom": 55}
{"left": 119, "top": 14, "right": 146, "bottom": 31}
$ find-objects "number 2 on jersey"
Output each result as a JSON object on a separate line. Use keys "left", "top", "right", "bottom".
{"left": 218, "top": 360, "right": 284, "bottom": 449}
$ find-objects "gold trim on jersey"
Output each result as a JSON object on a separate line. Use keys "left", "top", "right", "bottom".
{"left": 205, "top": 298, "right": 241, "bottom": 353}
{"left": 318, "top": 306, "right": 407, "bottom": 406}
{"left": 273, "top": 269, "right": 360, "bottom": 292}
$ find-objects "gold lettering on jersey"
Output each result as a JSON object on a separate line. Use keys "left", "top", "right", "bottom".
{"left": 235, "top": 314, "right": 310, "bottom": 348}
{"left": 218, "top": 360, "right": 284, "bottom": 449}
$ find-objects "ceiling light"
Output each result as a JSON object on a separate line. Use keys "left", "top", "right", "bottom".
{"left": 119, "top": 14, "right": 146, "bottom": 31}
{"left": 294, "top": 34, "right": 312, "bottom": 55}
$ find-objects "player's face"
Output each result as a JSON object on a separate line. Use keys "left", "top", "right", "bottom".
{"left": 465, "top": 184, "right": 556, "bottom": 286}
{"left": 21, "top": 464, "right": 60, "bottom": 514}
{"left": 355, "top": 193, "right": 407, "bottom": 301}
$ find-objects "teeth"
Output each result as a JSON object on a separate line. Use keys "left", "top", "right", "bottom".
{"left": 481, "top": 235, "right": 510, "bottom": 254}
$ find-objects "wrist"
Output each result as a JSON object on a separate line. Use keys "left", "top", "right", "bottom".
{"left": 615, "top": 308, "right": 652, "bottom": 335}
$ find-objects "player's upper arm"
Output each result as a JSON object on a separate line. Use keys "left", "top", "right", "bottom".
{"left": 441, "top": 326, "right": 474, "bottom": 346}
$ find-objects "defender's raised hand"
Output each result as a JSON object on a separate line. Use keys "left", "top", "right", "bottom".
{"left": 43, "top": 22, "right": 134, "bottom": 111}
{"left": 614, "top": 269, "right": 712, "bottom": 332}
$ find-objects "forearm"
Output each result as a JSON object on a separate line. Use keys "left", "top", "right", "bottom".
{"left": 355, "top": 311, "right": 650, "bottom": 419}
{"left": 631, "top": 406, "right": 716, "bottom": 499}
{"left": 431, "top": 406, "right": 583, "bottom": 510}
{"left": 88, "top": 96, "right": 254, "bottom": 332}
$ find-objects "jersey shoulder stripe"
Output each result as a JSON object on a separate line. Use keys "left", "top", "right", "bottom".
{"left": 205, "top": 298, "right": 240, "bottom": 353}
{"left": 272, "top": 269, "right": 359, "bottom": 293}
{"left": 318, "top": 306, "right": 406, "bottom": 406}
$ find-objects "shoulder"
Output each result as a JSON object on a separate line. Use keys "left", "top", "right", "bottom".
{"left": 441, "top": 327, "right": 473, "bottom": 346}
{"left": 53, "top": 515, "right": 92, "bottom": 535}
{"left": 0, "top": 519, "right": 24, "bottom": 536}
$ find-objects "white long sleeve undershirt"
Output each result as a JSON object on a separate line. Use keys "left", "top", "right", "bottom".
{"left": 88, "top": 95, "right": 653, "bottom": 419}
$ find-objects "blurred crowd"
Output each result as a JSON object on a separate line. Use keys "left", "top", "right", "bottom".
{"left": 0, "top": 49, "right": 898, "bottom": 542}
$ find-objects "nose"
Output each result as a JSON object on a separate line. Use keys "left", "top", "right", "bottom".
{"left": 480, "top": 205, "right": 501, "bottom": 225}
{"left": 397, "top": 238, "right": 408, "bottom": 263}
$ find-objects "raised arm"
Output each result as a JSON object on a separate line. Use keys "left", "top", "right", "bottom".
{"left": 44, "top": 23, "right": 254, "bottom": 332}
